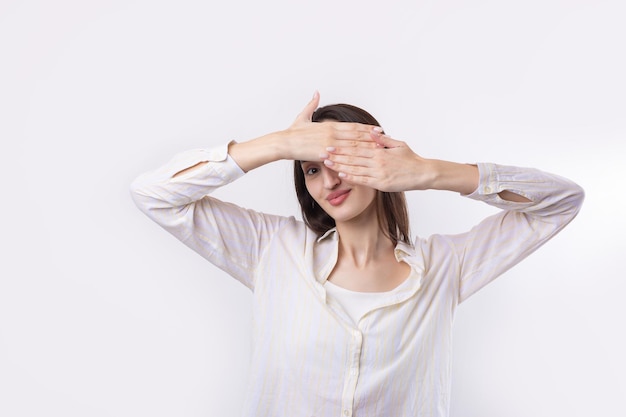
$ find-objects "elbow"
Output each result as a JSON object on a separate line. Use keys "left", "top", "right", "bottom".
{"left": 564, "top": 182, "right": 585, "bottom": 220}
{"left": 129, "top": 172, "right": 180, "bottom": 216}
{"left": 129, "top": 174, "right": 152, "bottom": 214}
{"left": 572, "top": 183, "right": 585, "bottom": 212}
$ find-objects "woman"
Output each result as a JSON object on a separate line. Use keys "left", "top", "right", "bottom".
{"left": 131, "top": 92, "right": 584, "bottom": 417}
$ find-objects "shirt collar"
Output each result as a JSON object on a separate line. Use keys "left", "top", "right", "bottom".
{"left": 316, "top": 227, "right": 338, "bottom": 243}
{"left": 394, "top": 240, "right": 415, "bottom": 260}
{"left": 317, "top": 228, "right": 416, "bottom": 259}
{"left": 312, "top": 228, "right": 424, "bottom": 303}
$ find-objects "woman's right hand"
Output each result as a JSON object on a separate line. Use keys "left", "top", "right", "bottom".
{"left": 279, "top": 92, "right": 377, "bottom": 162}
{"left": 229, "top": 92, "right": 376, "bottom": 172}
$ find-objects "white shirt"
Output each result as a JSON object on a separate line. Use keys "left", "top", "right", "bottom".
{"left": 130, "top": 144, "right": 584, "bottom": 417}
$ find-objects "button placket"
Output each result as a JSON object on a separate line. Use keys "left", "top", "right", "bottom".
{"left": 340, "top": 329, "right": 362, "bottom": 417}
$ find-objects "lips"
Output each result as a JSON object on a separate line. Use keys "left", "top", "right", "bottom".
{"left": 326, "top": 189, "right": 351, "bottom": 206}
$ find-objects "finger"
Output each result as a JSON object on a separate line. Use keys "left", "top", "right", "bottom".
{"left": 370, "top": 130, "right": 403, "bottom": 148}
{"left": 327, "top": 127, "right": 379, "bottom": 143}
{"left": 295, "top": 91, "right": 320, "bottom": 122}
{"left": 326, "top": 144, "right": 377, "bottom": 159}
{"left": 330, "top": 121, "right": 379, "bottom": 134}
{"left": 324, "top": 154, "right": 374, "bottom": 170}
{"left": 330, "top": 132, "right": 378, "bottom": 144}
{"left": 323, "top": 157, "right": 379, "bottom": 181}
{"left": 335, "top": 168, "right": 377, "bottom": 188}
{"left": 323, "top": 149, "right": 394, "bottom": 191}
{"left": 331, "top": 121, "right": 374, "bottom": 131}
{"left": 331, "top": 164, "right": 389, "bottom": 190}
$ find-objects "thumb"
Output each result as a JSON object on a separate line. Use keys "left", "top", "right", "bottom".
{"left": 294, "top": 91, "right": 320, "bottom": 123}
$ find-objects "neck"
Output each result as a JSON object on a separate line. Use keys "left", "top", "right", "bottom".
{"left": 335, "top": 216, "right": 394, "bottom": 269}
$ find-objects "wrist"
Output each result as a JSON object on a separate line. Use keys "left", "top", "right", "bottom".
{"left": 428, "top": 159, "right": 479, "bottom": 194}
{"left": 228, "top": 131, "right": 285, "bottom": 172}
{"left": 407, "top": 157, "right": 444, "bottom": 191}
{"left": 271, "top": 130, "right": 293, "bottom": 160}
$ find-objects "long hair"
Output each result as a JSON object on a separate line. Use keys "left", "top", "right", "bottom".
{"left": 293, "top": 104, "right": 411, "bottom": 246}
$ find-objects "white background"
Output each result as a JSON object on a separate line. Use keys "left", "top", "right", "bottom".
{"left": 1, "top": 0, "right": 624, "bottom": 416}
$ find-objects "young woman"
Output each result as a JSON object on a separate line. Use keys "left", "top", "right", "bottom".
{"left": 131, "top": 92, "right": 584, "bottom": 417}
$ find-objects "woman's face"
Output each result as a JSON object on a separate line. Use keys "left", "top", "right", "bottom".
{"left": 300, "top": 161, "right": 378, "bottom": 224}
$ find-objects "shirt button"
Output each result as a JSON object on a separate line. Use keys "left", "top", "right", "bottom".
{"left": 343, "top": 410, "right": 351, "bottom": 416}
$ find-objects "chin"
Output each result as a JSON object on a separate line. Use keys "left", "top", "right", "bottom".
{"left": 326, "top": 207, "right": 372, "bottom": 224}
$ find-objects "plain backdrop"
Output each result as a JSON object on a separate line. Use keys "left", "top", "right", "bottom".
{"left": 1, "top": 0, "right": 624, "bottom": 416}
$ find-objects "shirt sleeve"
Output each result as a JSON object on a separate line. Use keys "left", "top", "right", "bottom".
{"left": 129, "top": 143, "right": 294, "bottom": 290}
{"left": 440, "top": 162, "right": 585, "bottom": 303}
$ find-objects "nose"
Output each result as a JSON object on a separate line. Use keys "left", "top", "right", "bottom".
{"left": 321, "top": 166, "right": 341, "bottom": 189}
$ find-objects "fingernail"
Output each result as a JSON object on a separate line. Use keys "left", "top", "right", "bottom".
{"left": 323, "top": 159, "right": 334, "bottom": 166}
{"left": 372, "top": 126, "right": 383, "bottom": 133}
{"left": 326, "top": 147, "right": 336, "bottom": 152}
{"left": 338, "top": 172, "right": 346, "bottom": 178}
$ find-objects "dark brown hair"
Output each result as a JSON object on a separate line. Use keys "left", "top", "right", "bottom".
{"left": 293, "top": 104, "right": 411, "bottom": 245}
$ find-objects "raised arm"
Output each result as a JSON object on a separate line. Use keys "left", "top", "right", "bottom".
{"left": 130, "top": 93, "right": 378, "bottom": 288}
{"left": 321, "top": 130, "right": 531, "bottom": 202}
{"left": 174, "top": 92, "right": 376, "bottom": 176}
{"left": 321, "top": 129, "right": 584, "bottom": 301}
{"left": 446, "top": 162, "right": 584, "bottom": 301}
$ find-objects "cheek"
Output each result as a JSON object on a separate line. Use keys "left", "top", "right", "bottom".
{"left": 303, "top": 185, "right": 318, "bottom": 206}
{"left": 304, "top": 178, "right": 318, "bottom": 197}
{"left": 358, "top": 187, "right": 378, "bottom": 203}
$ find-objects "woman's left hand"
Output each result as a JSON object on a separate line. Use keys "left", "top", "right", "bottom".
{"left": 322, "top": 130, "right": 435, "bottom": 192}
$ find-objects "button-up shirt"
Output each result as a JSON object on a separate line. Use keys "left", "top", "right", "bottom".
{"left": 130, "top": 144, "right": 584, "bottom": 417}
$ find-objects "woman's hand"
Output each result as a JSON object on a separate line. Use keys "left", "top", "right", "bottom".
{"left": 320, "top": 131, "right": 433, "bottom": 192}
{"left": 229, "top": 92, "right": 377, "bottom": 172}
{"left": 322, "top": 130, "right": 479, "bottom": 194}
{"left": 279, "top": 92, "right": 376, "bottom": 162}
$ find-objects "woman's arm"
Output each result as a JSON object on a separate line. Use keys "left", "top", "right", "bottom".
{"left": 321, "top": 130, "right": 584, "bottom": 301}
{"left": 174, "top": 91, "right": 376, "bottom": 176}
{"left": 130, "top": 143, "right": 282, "bottom": 290}
{"left": 130, "top": 93, "right": 378, "bottom": 288}
{"left": 321, "top": 131, "right": 531, "bottom": 202}
{"left": 445, "top": 162, "right": 584, "bottom": 302}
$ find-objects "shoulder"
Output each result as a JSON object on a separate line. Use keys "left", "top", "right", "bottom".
{"left": 409, "top": 233, "right": 463, "bottom": 271}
